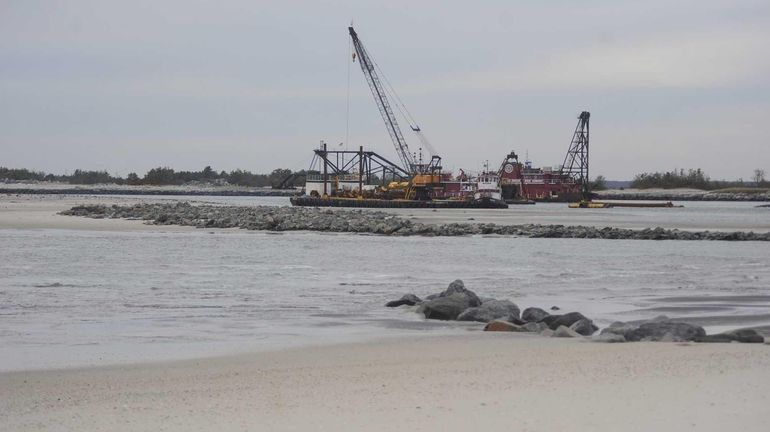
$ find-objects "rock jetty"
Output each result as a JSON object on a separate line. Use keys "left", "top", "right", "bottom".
{"left": 386, "top": 280, "right": 767, "bottom": 343}
{"left": 597, "top": 189, "right": 770, "bottom": 202}
{"left": 61, "top": 203, "right": 770, "bottom": 241}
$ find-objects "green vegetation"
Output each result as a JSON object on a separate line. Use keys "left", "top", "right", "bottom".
{"left": 0, "top": 166, "right": 307, "bottom": 188}
{"left": 630, "top": 168, "right": 768, "bottom": 190}
{"left": 590, "top": 175, "right": 607, "bottom": 191}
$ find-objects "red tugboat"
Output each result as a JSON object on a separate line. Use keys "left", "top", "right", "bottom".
{"left": 498, "top": 111, "right": 591, "bottom": 203}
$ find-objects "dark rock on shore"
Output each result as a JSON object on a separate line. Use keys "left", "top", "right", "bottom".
{"left": 696, "top": 329, "right": 765, "bottom": 343}
{"left": 420, "top": 295, "right": 475, "bottom": 320}
{"left": 625, "top": 321, "right": 706, "bottom": 342}
{"left": 552, "top": 325, "right": 583, "bottom": 338}
{"left": 598, "top": 318, "right": 763, "bottom": 343}
{"left": 436, "top": 280, "right": 482, "bottom": 307}
{"left": 600, "top": 322, "right": 638, "bottom": 340}
{"left": 595, "top": 333, "right": 627, "bottom": 343}
{"left": 541, "top": 312, "right": 592, "bottom": 331}
{"left": 60, "top": 203, "right": 770, "bottom": 241}
{"left": 569, "top": 318, "right": 599, "bottom": 336}
{"left": 457, "top": 299, "right": 521, "bottom": 323}
{"left": 521, "top": 307, "right": 550, "bottom": 323}
{"left": 385, "top": 294, "right": 422, "bottom": 308}
{"left": 484, "top": 320, "right": 529, "bottom": 332}
{"left": 420, "top": 280, "right": 482, "bottom": 320}
{"left": 522, "top": 322, "right": 549, "bottom": 333}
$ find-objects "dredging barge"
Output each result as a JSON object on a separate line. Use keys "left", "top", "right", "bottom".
{"left": 290, "top": 26, "right": 509, "bottom": 209}
{"left": 290, "top": 142, "right": 509, "bottom": 209}
{"left": 290, "top": 196, "right": 508, "bottom": 209}
{"left": 290, "top": 26, "right": 601, "bottom": 209}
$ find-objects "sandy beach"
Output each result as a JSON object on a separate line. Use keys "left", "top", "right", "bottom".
{"left": 0, "top": 195, "right": 194, "bottom": 231}
{"left": 2, "top": 334, "right": 769, "bottom": 432}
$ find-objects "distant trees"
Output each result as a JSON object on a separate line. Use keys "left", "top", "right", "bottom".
{"left": 126, "top": 172, "right": 141, "bottom": 185}
{"left": 67, "top": 169, "right": 116, "bottom": 185}
{"left": 590, "top": 175, "right": 607, "bottom": 191}
{"left": 0, "top": 165, "right": 307, "bottom": 188}
{"left": 143, "top": 167, "right": 177, "bottom": 185}
{"left": 631, "top": 169, "right": 711, "bottom": 189}
{"left": 754, "top": 169, "right": 766, "bottom": 186}
{"left": 629, "top": 168, "right": 768, "bottom": 190}
{"left": 0, "top": 167, "right": 47, "bottom": 181}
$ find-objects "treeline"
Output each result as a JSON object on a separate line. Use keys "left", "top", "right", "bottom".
{"left": 630, "top": 168, "right": 767, "bottom": 190}
{"left": 0, "top": 166, "right": 308, "bottom": 188}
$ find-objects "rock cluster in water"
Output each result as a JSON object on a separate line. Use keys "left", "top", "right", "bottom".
{"left": 386, "top": 280, "right": 767, "bottom": 343}
{"left": 389, "top": 279, "right": 600, "bottom": 337}
{"left": 61, "top": 203, "right": 770, "bottom": 241}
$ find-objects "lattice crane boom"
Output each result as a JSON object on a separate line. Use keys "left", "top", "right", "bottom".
{"left": 560, "top": 111, "right": 591, "bottom": 199}
{"left": 348, "top": 26, "right": 417, "bottom": 174}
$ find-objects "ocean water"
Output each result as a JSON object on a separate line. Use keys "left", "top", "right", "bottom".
{"left": 2, "top": 217, "right": 769, "bottom": 371}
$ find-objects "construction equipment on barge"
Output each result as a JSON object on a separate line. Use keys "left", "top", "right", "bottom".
{"left": 496, "top": 112, "right": 590, "bottom": 203}
{"left": 291, "top": 26, "right": 507, "bottom": 209}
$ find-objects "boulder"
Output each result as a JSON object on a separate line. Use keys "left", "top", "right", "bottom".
{"left": 695, "top": 329, "right": 765, "bottom": 343}
{"left": 552, "top": 325, "right": 583, "bottom": 338}
{"left": 541, "top": 312, "right": 591, "bottom": 330}
{"left": 483, "top": 320, "right": 528, "bottom": 332}
{"left": 523, "top": 322, "right": 549, "bottom": 333}
{"left": 625, "top": 321, "right": 706, "bottom": 342}
{"left": 420, "top": 293, "right": 475, "bottom": 320}
{"left": 594, "top": 333, "right": 627, "bottom": 343}
{"left": 521, "top": 307, "right": 550, "bottom": 323}
{"left": 600, "top": 321, "right": 638, "bottom": 338}
{"left": 457, "top": 299, "right": 521, "bottom": 323}
{"left": 385, "top": 294, "right": 422, "bottom": 308}
{"left": 569, "top": 318, "right": 599, "bottom": 336}
{"left": 437, "top": 279, "right": 482, "bottom": 307}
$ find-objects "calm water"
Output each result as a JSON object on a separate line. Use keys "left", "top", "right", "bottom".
{"left": 2, "top": 214, "right": 769, "bottom": 371}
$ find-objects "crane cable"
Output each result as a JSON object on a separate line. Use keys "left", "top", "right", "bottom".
{"left": 370, "top": 57, "right": 438, "bottom": 158}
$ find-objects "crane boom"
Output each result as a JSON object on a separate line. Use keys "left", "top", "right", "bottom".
{"left": 348, "top": 26, "right": 417, "bottom": 174}
{"left": 560, "top": 111, "right": 590, "bottom": 199}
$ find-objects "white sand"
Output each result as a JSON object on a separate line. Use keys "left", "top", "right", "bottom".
{"left": 1, "top": 334, "right": 769, "bottom": 432}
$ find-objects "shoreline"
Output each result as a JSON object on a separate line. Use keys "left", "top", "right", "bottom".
{"left": 2, "top": 333, "right": 769, "bottom": 431}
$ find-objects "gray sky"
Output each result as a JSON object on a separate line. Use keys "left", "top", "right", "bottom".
{"left": 1, "top": 0, "right": 769, "bottom": 180}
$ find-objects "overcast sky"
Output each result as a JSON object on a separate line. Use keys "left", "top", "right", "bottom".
{"left": 2, "top": 0, "right": 769, "bottom": 180}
